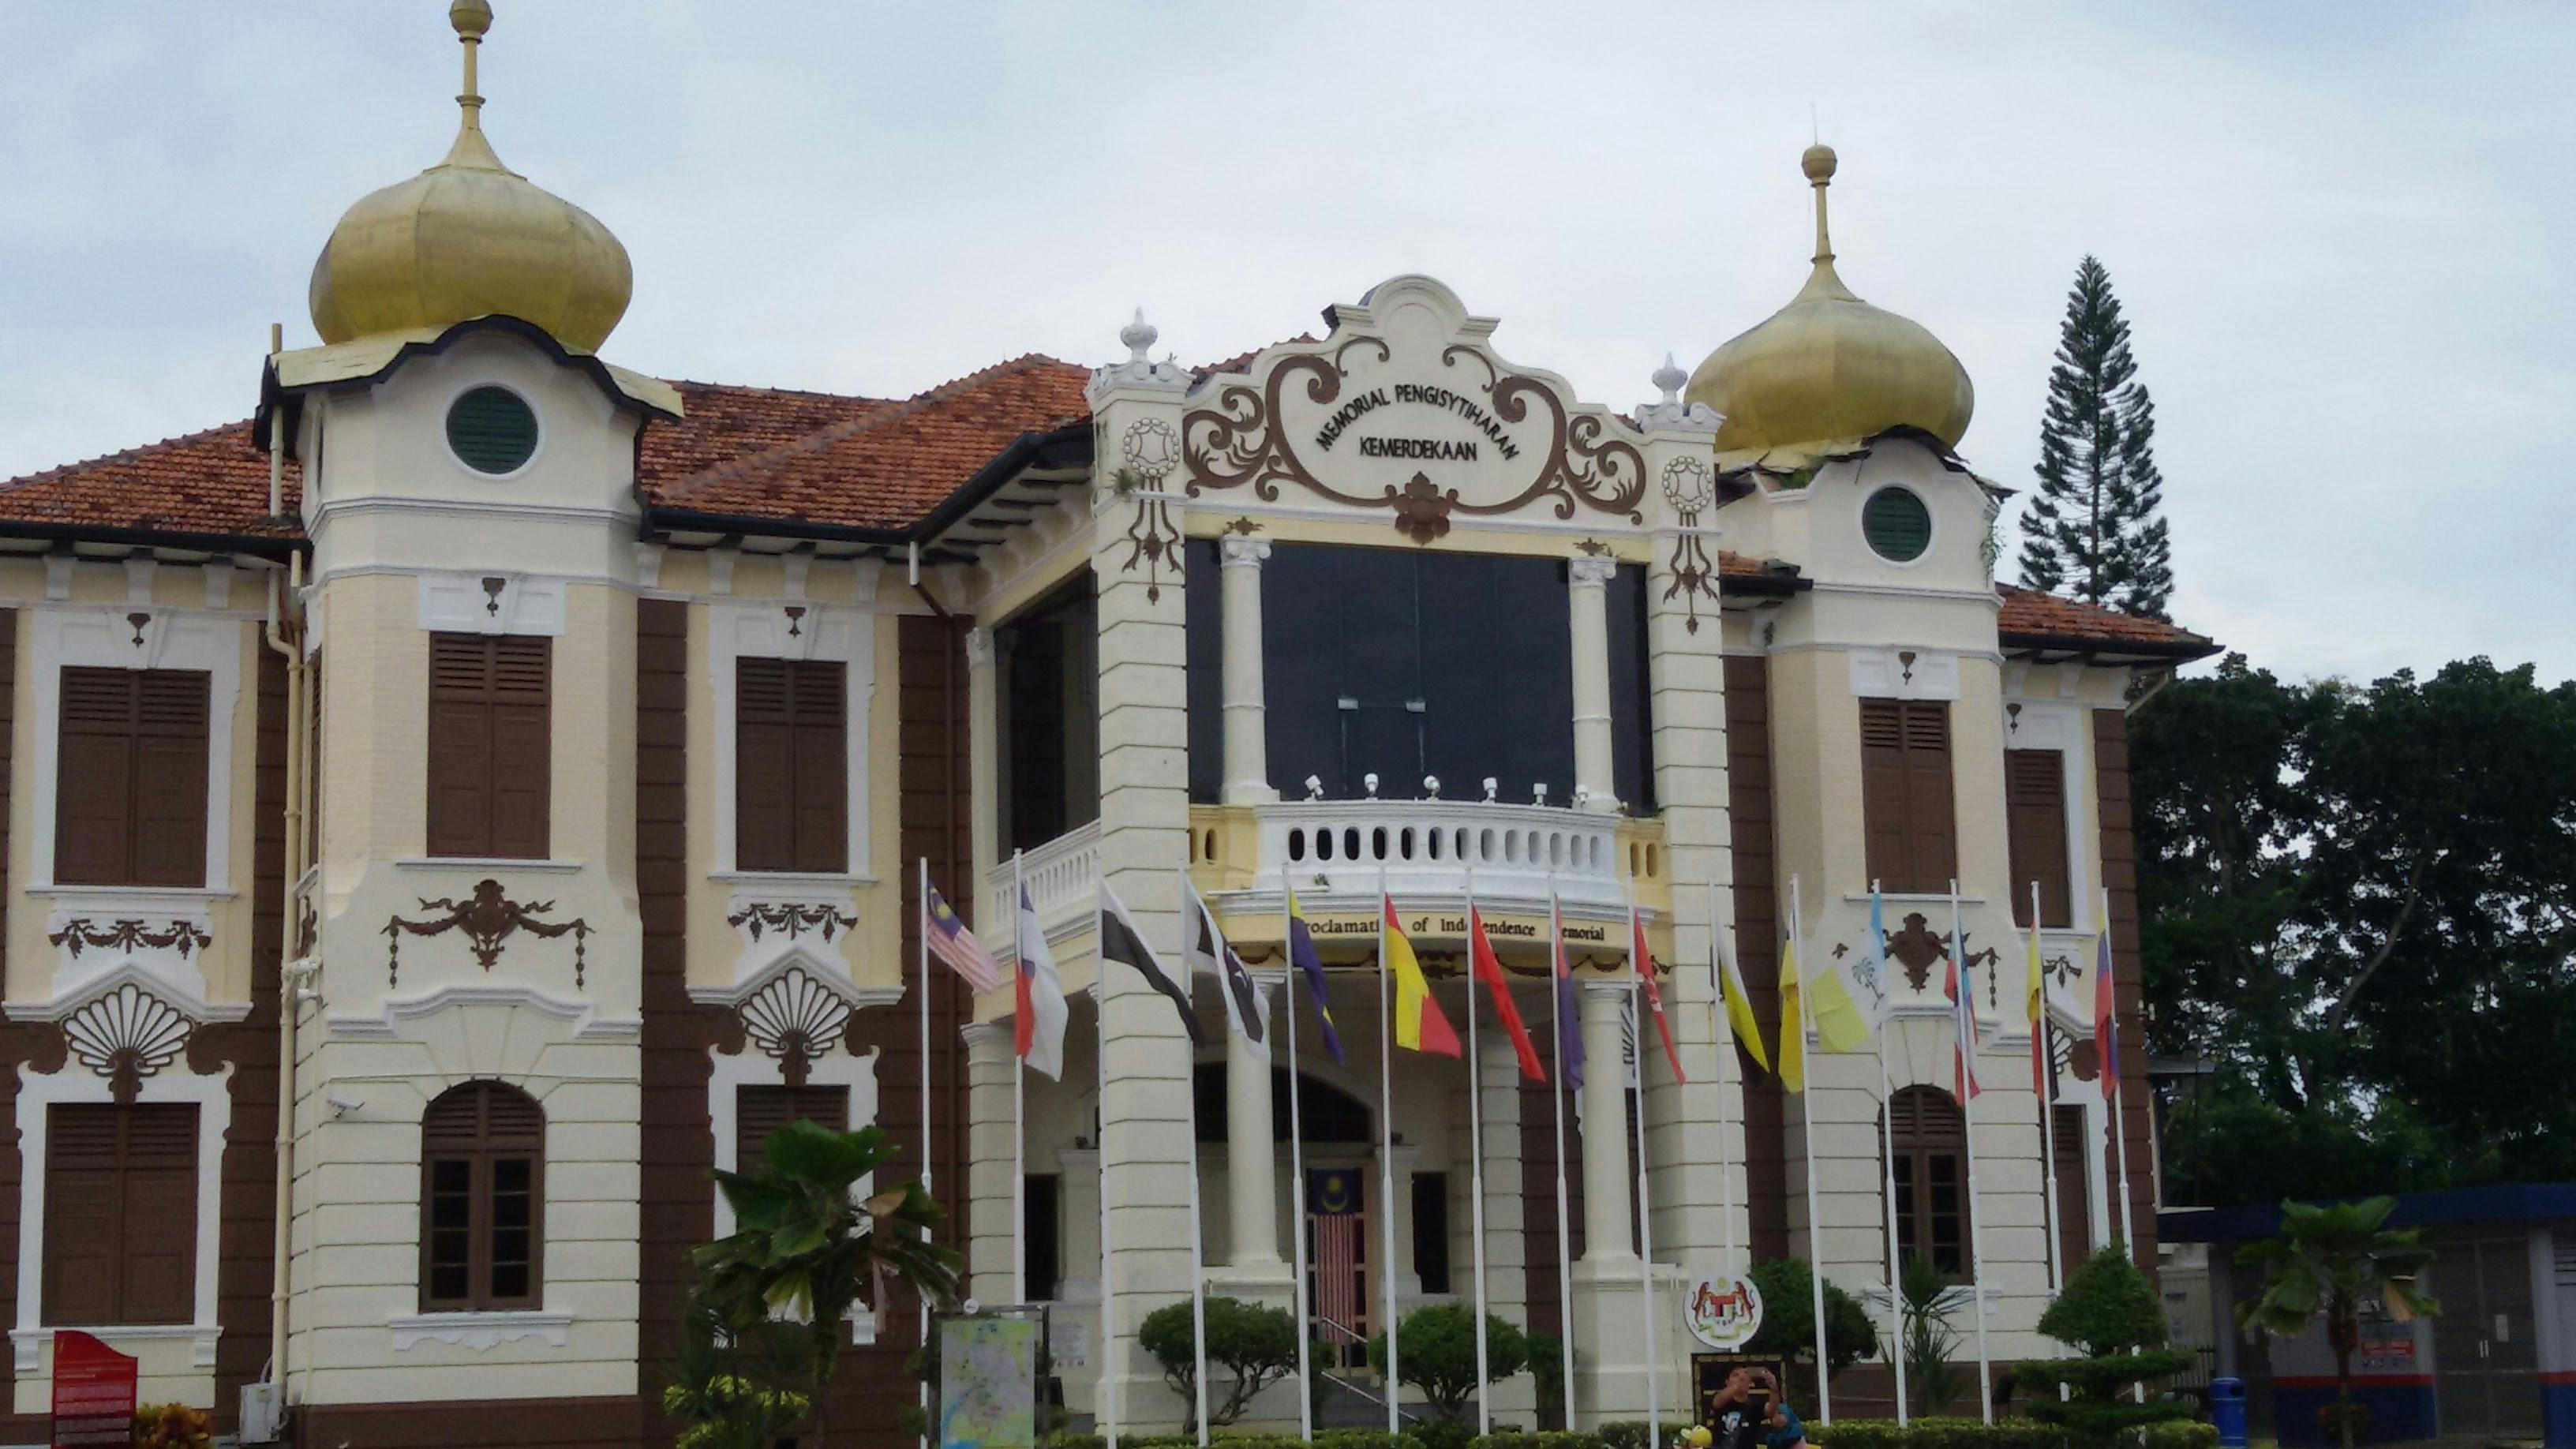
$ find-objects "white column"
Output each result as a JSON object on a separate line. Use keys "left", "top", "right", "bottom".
{"left": 1567, "top": 556, "right": 1619, "bottom": 811}
{"left": 963, "top": 1021, "right": 1020, "bottom": 1308}
{"left": 966, "top": 626, "right": 1001, "bottom": 893}
{"left": 1577, "top": 980, "right": 1634, "bottom": 1264}
{"left": 1224, "top": 1020, "right": 1284, "bottom": 1270}
{"left": 1219, "top": 534, "right": 1279, "bottom": 804}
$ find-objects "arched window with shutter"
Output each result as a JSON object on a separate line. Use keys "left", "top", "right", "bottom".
{"left": 1885, "top": 1084, "right": 1971, "bottom": 1280}
{"left": 420, "top": 1081, "right": 545, "bottom": 1312}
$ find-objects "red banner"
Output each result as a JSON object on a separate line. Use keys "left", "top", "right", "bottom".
{"left": 50, "top": 1331, "right": 136, "bottom": 1449}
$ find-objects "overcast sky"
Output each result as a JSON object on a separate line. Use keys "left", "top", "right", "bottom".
{"left": 3, "top": 2, "right": 2567, "bottom": 685}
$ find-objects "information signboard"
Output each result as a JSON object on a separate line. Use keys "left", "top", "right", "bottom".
{"left": 50, "top": 1331, "right": 137, "bottom": 1449}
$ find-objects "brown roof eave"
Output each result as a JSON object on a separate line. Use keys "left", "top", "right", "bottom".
{"left": 0, "top": 520, "right": 305, "bottom": 562}
{"left": 1999, "top": 629, "right": 2221, "bottom": 664}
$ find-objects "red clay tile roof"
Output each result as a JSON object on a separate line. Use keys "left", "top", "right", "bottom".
{"left": 650, "top": 355, "right": 1091, "bottom": 531}
{"left": 0, "top": 422, "right": 303, "bottom": 545}
{"left": 641, "top": 380, "right": 893, "bottom": 485}
{"left": 1995, "top": 583, "right": 2218, "bottom": 657}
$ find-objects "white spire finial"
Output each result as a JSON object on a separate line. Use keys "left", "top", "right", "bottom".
{"left": 1120, "top": 307, "right": 1157, "bottom": 365}
{"left": 1652, "top": 351, "right": 1687, "bottom": 406}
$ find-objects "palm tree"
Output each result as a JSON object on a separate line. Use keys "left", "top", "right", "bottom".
{"left": 2234, "top": 1197, "right": 2438, "bottom": 1449}
{"left": 687, "top": 1120, "right": 961, "bottom": 1449}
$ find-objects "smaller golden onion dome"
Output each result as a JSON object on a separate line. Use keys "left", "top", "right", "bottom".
{"left": 1687, "top": 144, "right": 1974, "bottom": 455}
{"left": 307, "top": 2, "right": 632, "bottom": 353}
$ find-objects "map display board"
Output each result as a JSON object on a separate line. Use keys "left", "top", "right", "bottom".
{"left": 938, "top": 1314, "right": 1041, "bottom": 1449}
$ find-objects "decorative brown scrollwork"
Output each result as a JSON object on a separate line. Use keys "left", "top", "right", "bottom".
{"left": 736, "top": 967, "right": 856, "bottom": 1088}
{"left": 1883, "top": 912, "right": 1948, "bottom": 992}
{"left": 63, "top": 983, "right": 193, "bottom": 1105}
{"left": 1180, "top": 340, "right": 1648, "bottom": 545}
{"left": 1660, "top": 455, "right": 1720, "bottom": 635}
{"left": 1114, "top": 417, "right": 1185, "bottom": 603}
{"left": 48, "top": 919, "right": 213, "bottom": 960}
{"left": 727, "top": 901, "right": 859, "bottom": 943}
{"left": 383, "top": 878, "right": 593, "bottom": 990}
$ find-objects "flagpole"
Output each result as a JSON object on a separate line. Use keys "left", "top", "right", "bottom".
{"left": 1629, "top": 895, "right": 1662, "bottom": 1449}
{"left": 1873, "top": 884, "right": 1910, "bottom": 1426}
{"left": 916, "top": 857, "right": 933, "bottom": 1449}
{"left": 1098, "top": 951, "right": 1120, "bottom": 1449}
{"left": 1283, "top": 866, "right": 1315, "bottom": 1444}
{"left": 1463, "top": 872, "right": 1493, "bottom": 1437}
{"left": 1547, "top": 881, "right": 1577, "bottom": 1430}
{"left": 2035, "top": 882, "right": 2064, "bottom": 1297}
{"left": 2103, "top": 886, "right": 2136, "bottom": 1264}
{"left": 1380, "top": 866, "right": 1400, "bottom": 1434}
{"left": 1179, "top": 860, "right": 1212, "bottom": 1447}
{"left": 1953, "top": 882, "right": 1994, "bottom": 1423}
{"left": 1707, "top": 879, "right": 1735, "bottom": 1276}
{"left": 1014, "top": 851, "right": 1029, "bottom": 1305}
{"left": 1792, "top": 875, "right": 1831, "bottom": 1425}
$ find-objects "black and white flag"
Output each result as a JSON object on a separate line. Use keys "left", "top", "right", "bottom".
{"left": 1185, "top": 874, "right": 1268, "bottom": 1058}
{"left": 1098, "top": 879, "right": 1208, "bottom": 1045}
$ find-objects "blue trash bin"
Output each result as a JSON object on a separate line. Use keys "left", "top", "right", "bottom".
{"left": 2211, "top": 1376, "right": 2248, "bottom": 1449}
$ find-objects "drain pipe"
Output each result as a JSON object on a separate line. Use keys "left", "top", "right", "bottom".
{"left": 260, "top": 416, "right": 311, "bottom": 1419}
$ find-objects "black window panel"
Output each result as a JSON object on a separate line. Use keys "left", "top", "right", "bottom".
{"left": 1185, "top": 537, "right": 1222, "bottom": 803}
{"left": 1605, "top": 563, "right": 1657, "bottom": 814}
{"left": 1260, "top": 544, "right": 1577, "bottom": 803}
{"left": 1413, "top": 1171, "right": 1451, "bottom": 1295}
{"left": 999, "top": 576, "right": 1099, "bottom": 854}
{"left": 1024, "top": 1174, "right": 1061, "bottom": 1301}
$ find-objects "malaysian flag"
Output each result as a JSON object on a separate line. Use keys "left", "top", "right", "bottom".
{"left": 924, "top": 883, "right": 1005, "bottom": 994}
{"left": 1309, "top": 1166, "right": 1365, "bottom": 1350}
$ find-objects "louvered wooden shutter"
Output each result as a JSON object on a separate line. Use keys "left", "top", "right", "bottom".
{"left": 55, "top": 668, "right": 208, "bottom": 887}
{"left": 421, "top": 1082, "right": 545, "bottom": 1311}
{"left": 2052, "top": 1103, "right": 2091, "bottom": 1267}
{"left": 426, "top": 634, "right": 551, "bottom": 859}
{"left": 736, "top": 1084, "right": 851, "bottom": 1169}
{"left": 735, "top": 658, "right": 846, "bottom": 872}
{"left": 1859, "top": 699, "right": 1957, "bottom": 893}
{"left": 44, "top": 1103, "right": 198, "bottom": 1325}
{"left": 2006, "top": 748, "right": 2072, "bottom": 927}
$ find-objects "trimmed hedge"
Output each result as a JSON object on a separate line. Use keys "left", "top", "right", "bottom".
{"left": 1470, "top": 1434, "right": 1609, "bottom": 1449}
{"left": 1597, "top": 1424, "right": 1653, "bottom": 1449}
{"left": 2129, "top": 1425, "right": 2218, "bottom": 1449}
{"left": 1810, "top": 1417, "right": 2069, "bottom": 1449}
{"left": 1054, "top": 1432, "right": 1470, "bottom": 1449}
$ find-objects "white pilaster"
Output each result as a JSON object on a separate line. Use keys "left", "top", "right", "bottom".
{"left": 963, "top": 1021, "right": 1019, "bottom": 1309}
{"left": 1221, "top": 1026, "right": 1288, "bottom": 1278}
{"left": 967, "top": 626, "right": 1000, "bottom": 894}
{"left": 1218, "top": 534, "right": 1279, "bottom": 804}
{"left": 1576, "top": 980, "right": 1634, "bottom": 1265}
{"left": 1567, "top": 555, "right": 1620, "bottom": 812}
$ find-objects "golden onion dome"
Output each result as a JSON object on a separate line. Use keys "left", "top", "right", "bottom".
{"left": 307, "top": 1, "right": 632, "bottom": 354}
{"left": 1687, "top": 144, "right": 1974, "bottom": 455}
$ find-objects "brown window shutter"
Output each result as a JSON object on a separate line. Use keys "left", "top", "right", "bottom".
{"left": 2006, "top": 748, "right": 2072, "bottom": 927}
{"left": 44, "top": 1103, "right": 198, "bottom": 1325}
{"left": 420, "top": 1081, "right": 546, "bottom": 1311}
{"left": 55, "top": 668, "right": 210, "bottom": 888}
{"left": 2052, "top": 1103, "right": 2091, "bottom": 1268}
{"left": 426, "top": 635, "right": 551, "bottom": 859}
{"left": 1901, "top": 702, "right": 1956, "bottom": 893}
{"left": 736, "top": 1084, "right": 851, "bottom": 1169}
{"left": 735, "top": 658, "right": 846, "bottom": 873}
{"left": 1859, "top": 699, "right": 1908, "bottom": 890}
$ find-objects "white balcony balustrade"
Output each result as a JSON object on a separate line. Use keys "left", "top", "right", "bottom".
{"left": 1234, "top": 798, "right": 1645, "bottom": 913}
{"left": 987, "top": 820, "right": 1099, "bottom": 961}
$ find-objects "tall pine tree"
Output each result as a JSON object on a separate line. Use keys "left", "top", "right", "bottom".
{"left": 2019, "top": 256, "right": 2175, "bottom": 618}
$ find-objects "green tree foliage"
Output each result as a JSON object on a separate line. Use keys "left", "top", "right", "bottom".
{"left": 1526, "top": 1331, "right": 1567, "bottom": 1430}
{"left": 1366, "top": 1303, "right": 1530, "bottom": 1423}
{"left": 1896, "top": 1253, "right": 1964, "bottom": 1418}
{"left": 2018, "top": 256, "right": 2174, "bottom": 618}
{"left": 683, "top": 1119, "right": 960, "bottom": 1449}
{"left": 2236, "top": 1198, "right": 2438, "bottom": 1449}
{"left": 2136, "top": 653, "right": 2576, "bottom": 1201}
{"left": 1137, "top": 1295, "right": 1301, "bottom": 1432}
{"left": 1741, "top": 1256, "right": 1878, "bottom": 1410}
{"left": 2016, "top": 1249, "right": 2193, "bottom": 1447}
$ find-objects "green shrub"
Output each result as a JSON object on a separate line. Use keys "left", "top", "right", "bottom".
{"left": 2129, "top": 1424, "right": 2218, "bottom": 1449}
{"left": 1528, "top": 1331, "right": 1568, "bottom": 1429}
{"left": 1366, "top": 1304, "right": 1531, "bottom": 1423}
{"left": 1742, "top": 1257, "right": 1879, "bottom": 1408}
{"left": 1812, "top": 1417, "right": 2069, "bottom": 1449}
{"left": 1471, "top": 1433, "right": 1608, "bottom": 1449}
{"left": 1408, "top": 1421, "right": 1481, "bottom": 1449}
{"left": 2019, "top": 1251, "right": 2195, "bottom": 1448}
{"left": 1597, "top": 1421, "right": 1650, "bottom": 1449}
{"left": 1138, "top": 1295, "right": 1302, "bottom": 1431}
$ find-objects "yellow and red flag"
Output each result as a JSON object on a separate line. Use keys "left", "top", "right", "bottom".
{"left": 1384, "top": 897, "right": 1460, "bottom": 1057}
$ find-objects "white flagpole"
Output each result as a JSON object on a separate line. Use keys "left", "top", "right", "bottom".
{"left": 1953, "top": 882, "right": 1994, "bottom": 1424}
{"left": 1547, "top": 881, "right": 1577, "bottom": 1430}
{"left": 1380, "top": 866, "right": 1400, "bottom": 1434}
{"left": 1707, "top": 880, "right": 1735, "bottom": 1276}
{"left": 1179, "top": 860, "right": 1212, "bottom": 1447}
{"left": 1792, "top": 875, "right": 1832, "bottom": 1425}
{"left": 1098, "top": 954, "right": 1120, "bottom": 1449}
{"left": 2035, "top": 882, "right": 2065, "bottom": 1297}
{"left": 1285, "top": 864, "right": 1315, "bottom": 1443}
{"left": 1874, "top": 882, "right": 1909, "bottom": 1426}
{"left": 1464, "top": 871, "right": 1492, "bottom": 1438}
{"left": 2104, "top": 886, "right": 2137, "bottom": 1264}
{"left": 1014, "top": 850, "right": 1028, "bottom": 1305}
{"left": 1629, "top": 896, "right": 1662, "bottom": 1449}
{"left": 916, "top": 857, "right": 933, "bottom": 1449}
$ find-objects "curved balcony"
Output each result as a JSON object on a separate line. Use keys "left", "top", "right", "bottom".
{"left": 1193, "top": 798, "right": 1664, "bottom": 915}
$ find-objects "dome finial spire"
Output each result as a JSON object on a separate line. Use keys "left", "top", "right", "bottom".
{"left": 1802, "top": 142, "right": 1837, "bottom": 266}
{"left": 441, "top": 1, "right": 508, "bottom": 171}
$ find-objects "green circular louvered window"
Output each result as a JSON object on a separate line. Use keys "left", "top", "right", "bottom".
{"left": 445, "top": 386, "right": 540, "bottom": 475}
{"left": 1861, "top": 485, "right": 1933, "bottom": 562}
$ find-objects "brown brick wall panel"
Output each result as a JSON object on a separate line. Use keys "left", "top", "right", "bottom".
{"left": 2091, "top": 709, "right": 2156, "bottom": 1278}
{"left": 1724, "top": 654, "right": 1789, "bottom": 1264}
